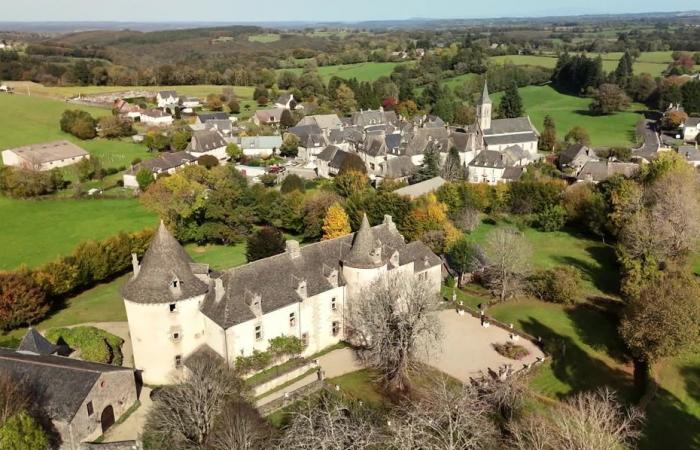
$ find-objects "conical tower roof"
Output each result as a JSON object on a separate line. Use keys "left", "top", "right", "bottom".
{"left": 343, "top": 214, "right": 383, "bottom": 269}
{"left": 17, "top": 328, "right": 56, "bottom": 355}
{"left": 479, "top": 81, "right": 491, "bottom": 105}
{"left": 122, "top": 221, "right": 209, "bottom": 304}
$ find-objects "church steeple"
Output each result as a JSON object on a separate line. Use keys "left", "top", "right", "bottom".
{"left": 477, "top": 81, "right": 492, "bottom": 131}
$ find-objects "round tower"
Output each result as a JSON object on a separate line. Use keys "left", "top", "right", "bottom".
{"left": 122, "top": 222, "right": 209, "bottom": 384}
{"left": 342, "top": 214, "right": 387, "bottom": 300}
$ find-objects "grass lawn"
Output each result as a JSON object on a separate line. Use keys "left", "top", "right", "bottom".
{"left": 248, "top": 33, "right": 281, "bottom": 43}
{"left": 442, "top": 73, "right": 478, "bottom": 91}
{"left": 0, "top": 94, "right": 152, "bottom": 168}
{"left": 5, "top": 81, "right": 254, "bottom": 102}
{"left": 491, "top": 85, "right": 645, "bottom": 148}
{"left": 0, "top": 196, "right": 156, "bottom": 270}
{"left": 277, "top": 62, "right": 408, "bottom": 83}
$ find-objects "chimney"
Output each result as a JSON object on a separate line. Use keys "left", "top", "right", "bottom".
{"left": 383, "top": 214, "right": 396, "bottom": 231}
{"left": 131, "top": 253, "right": 140, "bottom": 277}
{"left": 286, "top": 240, "right": 301, "bottom": 259}
{"left": 214, "top": 278, "right": 225, "bottom": 303}
{"left": 296, "top": 278, "right": 307, "bottom": 299}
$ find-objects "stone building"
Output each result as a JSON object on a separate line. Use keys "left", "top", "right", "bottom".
{"left": 123, "top": 216, "right": 442, "bottom": 385}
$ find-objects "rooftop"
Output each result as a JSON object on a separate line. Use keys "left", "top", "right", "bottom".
{"left": 4, "top": 140, "right": 88, "bottom": 164}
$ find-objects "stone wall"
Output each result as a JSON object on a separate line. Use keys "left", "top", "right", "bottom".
{"left": 252, "top": 360, "right": 319, "bottom": 397}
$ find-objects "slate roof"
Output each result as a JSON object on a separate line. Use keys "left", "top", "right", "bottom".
{"left": 344, "top": 215, "right": 384, "bottom": 269}
{"left": 385, "top": 133, "right": 403, "bottom": 152}
{"left": 329, "top": 149, "right": 351, "bottom": 169}
{"left": 5, "top": 140, "right": 89, "bottom": 164}
{"left": 404, "top": 127, "right": 450, "bottom": 156}
{"left": 238, "top": 136, "right": 283, "bottom": 150}
{"left": 484, "top": 117, "right": 537, "bottom": 135}
{"left": 384, "top": 156, "right": 417, "bottom": 178}
{"left": 685, "top": 117, "right": 700, "bottom": 128}
{"left": 316, "top": 145, "right": 342, "bottom": 162}
{"left": 559, "top": 144, "right": 593, "bottom": 166}
{"left": 128, "top": 151, "right": 195, "bottom": 175}
{"left": 188, "top": 130, "right": 227, "bottom": 152}
{"left": 0, "top": 348, "right": 133, "bottom": 421}
{"left": 363, "top": 137, "right": 387, "bottom": 157}
{"left": 296, "top": 114, "right": 343, "bottom": 130}
{"left": 479, "top": 82, "right": 492, "bottom": 105}
{"left": 502, "top": 166, "right": 525, "bottom": 181}
{"left": 122, "top": 222, "right": 209, "bottom": 304}
{"left": 483, "top": 132, "right": 539, "bottom": 147}
{"left": 17, "top": 328, "right": 56, "bottom": 355}
{"left": 576, "top": 161, "right": 640, "bottom": 182}
{"left": 200, "top": 217, "right": 438, "bottom": 329}
{"left": 158, "top": 90, "right": 178, "bottom": 98}
{"left": 394, "top": 176, "right": 447, "bottom": 198}
{"left": 198, "top": 112, "right": 229, "bottom": 123}
{"left": 469, "top": 149, "right": 516, "bottom": 168}
{"left": 288, "top": 125, "right": 327, "bottom": 148}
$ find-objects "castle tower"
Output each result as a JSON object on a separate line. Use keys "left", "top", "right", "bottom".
{"left": 477, "top": 81, "right": 492, "bottom": 131}
{"left": 122, "top": 222, "right": 210, "bottom": 384}
{"left": 342, "top": 214, "right": 387, "bottom": 300}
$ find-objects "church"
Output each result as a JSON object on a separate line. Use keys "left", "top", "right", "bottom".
{"left": 122, "top": 215, "right": 442, "bottom": 385}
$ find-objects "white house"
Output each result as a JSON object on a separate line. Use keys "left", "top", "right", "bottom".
{"left": 187, "top": 130, "right": 229, "bottom": 161}
{"left": 157, "top": 90, "right": 180, "bottom": 109}
{"left": 2, "top": 140, "right": 90, "bottom": 171}
{"left": 252, "top": 108, "right": 285, "bottom": 126}
{"left": 275, "top": 93, "right": 297, "bottom": 110}
{"left": 123, "top": 217, "right": 441, "bottom": 385}
{"left": 123, "top": 151, "right": 197, "bottom": 188}
{"left": 237, "top": 136, "right": 283, "bottom": 158}
{"left": 468, "top": 147, "right": 528, "bottom": 184}
{"left": 139, "top": 109, "right": 174, "bottom": 126}
{"left": 683, "top": 117, "right": 700, "bottom": 142}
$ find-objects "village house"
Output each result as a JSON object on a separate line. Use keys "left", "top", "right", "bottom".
{"left": 156, "top": 90, "right": 180, "bottom": 109}
{"left": 467, "top": 147, "right": 528, "bottom": 184}
{"left": 113, "top": 99, "right": 142, "bottom": 120}
{"left": 139, "top": 109, "right": 174, "bottom": 126}
{"left": 123, "top": 218, "right": 441, "bottom": 385}
{"left": 316, "top": 145, "right": 351, "bottom": 178}
{"left": 0, "top": 330, "right": 138, "bottom": 450}
{"left": 252, "top": 108, "right": 285, "bottom": 126}
{"left": 196, "top": 112, "right": 230, "bottom": 125}
{"left": 236, "top": 135, "right": 283, "bottom": 157}
{"left": 682, "top": 117, "right": 700, "bottom": 142}
{"left": 477, "top": 84, "right": 540, "bottom": 154}
{"left": 275, "top": 93, "right": 298, "bottom": 110}
{"left": 558, "top": 143, "right": 598, "bottom": 172}
{"left": 187, "top": 130, "right": 229, "bottom": 161}
{"left": 287, "top": 124, "right": 329, "bottom": 162}
{"left": 123, "top": 151, "right": 197, "bottom": 188}
{"left": 1, "top": 140, "right": 90, "bottom": 171}
{"left": 576, "top": 160, "right": 640, "bottom": 183}
{"left": 296, "top": 114, "right": 344, "bottom": 133}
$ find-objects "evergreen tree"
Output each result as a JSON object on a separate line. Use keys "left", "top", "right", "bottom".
{"left": 322, "top": 203, "right": 351, "bottom": 240}
{"left": 441, "top": 147, "right": 464, "bottom": 181}
{"left": 279, "top": 109, "right": 295, "bottom": 128}
{"left": 539, "top": 115, "right": 557, "bottom": 151}
{"left": 614, "top": 51, "right": 635, "bottom": 88}
{"left": 245, "top": 227, "right": 286, "bottom": 262}
{"left": 415, "top": 145, "right": 441, "bottom": 182}
{"left": 499, "top": 83, "right": 524, "bottom": 118}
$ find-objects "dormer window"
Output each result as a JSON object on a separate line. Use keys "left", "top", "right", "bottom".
{"left": 169, "top": 303, "right": 177, "bottom": 313}
{"left": 172, "top": 280, "right": 179, "bottom": 288}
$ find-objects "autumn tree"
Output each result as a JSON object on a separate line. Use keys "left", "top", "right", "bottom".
{"left": 98, "top": 115, "right": 135, "bottom": 138}
{"left": 404, "top": 194, "right": 460, "bottom": 254}
{"left": 589, "top": 83, "right": 631, "bottom": 115}
{"left": 346, "top": 275, "right": 442, "bottom": 392}
{"left": 322, "top": 203, "right": 351, "bottom": 240}
{"left": 205, "top": 93, "right": 224, "bottom": 111}
{"left": 0, "top": 273, "right": 48, "bottom": 331}
{"left": 483, "top": 228, "right": 532, "bottom": 301}
{"left": 338, "top": 153, "right": 367, "bottom": 175}
{"left": 301, "top": 192, "right": 344, "bottom": 240}
{"left": 136, "top": 167, "right": 155, "bottom": 191}
{"left": 334, "top": 83, "right": 357, "bottom": 115}
{"left": 564, "top": 126, "right": 591, "bottom": 145}
{"left": 334, "top": 170, "right": 369, "bottom": 198}
{"left": 0, "top": 411, "right": 48, "bottom": 450}
{"left": 279, "top": 133, "right": 299, "bottom": 158}
{"left": 208, "top": 400, "right": 270, "bottom": 450}
{"left": 539, "top": 115, "right": 556, "bottom": 151}
{"left": 226, "top": 143, "right": 243, "bottom": 161}
{"left": 661, "top": 110, "right": 688, "bottom": 130}
{"left": 245, "top": 226, "right": 286, "bottom": 262}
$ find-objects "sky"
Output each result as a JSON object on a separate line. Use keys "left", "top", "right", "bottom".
{"left": 1, "top": 0, "right": 691, "bottom": 22}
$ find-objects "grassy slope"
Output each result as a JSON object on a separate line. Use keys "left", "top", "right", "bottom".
{"left": 277, "top": 62, "right": 406, "bottom": 83}
{"left": 0, "top": 196, "right": 156, "bottom": 270}
{"left": 491, "top": 85, "right": 644, "bottom": 147}
{"left": 0, "top": 94, "right": 151, "bottom": 168}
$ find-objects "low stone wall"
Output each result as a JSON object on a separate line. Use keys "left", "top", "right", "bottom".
{"left": 82, "top": 441, "right": 142, "bottom": 450}
{"left": 258, "top": 379, "right": 325, "bottom": 416}
{"left": 252, "top": 360, "right": 319, "bottom": 397}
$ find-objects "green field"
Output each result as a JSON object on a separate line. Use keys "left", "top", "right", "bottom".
{"left": 491, "top": 85, "right": 644, "bottom": 147}
{"left": 278, "top": 62, "right": 407, "bottom": 83}
{"left": 0, "top": 94, "right": 152, "bottom": 168}
{"left": 490, "top": 51, "right": 695, "bottom": 78}
{"left": 0, "top": 196, "right": 156, "bottom": 270}
{"left": 248, "top": 33, "right": 281, "bottom": 43}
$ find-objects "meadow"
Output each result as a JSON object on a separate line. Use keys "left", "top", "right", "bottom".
{"left": 277, "top": 62, "right": 408, "bottom": 83}
{"left": 0, "top": 196, "right": 156, "bottom": 270}
{"left": 491, "top": 85, "right": 644, "bottom": 147}
{"left": 0, "top": 93, "right": 152, "bottom": 168}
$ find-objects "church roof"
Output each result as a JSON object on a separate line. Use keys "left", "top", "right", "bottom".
{"left": 17, "top": 328, "right": 56, "bottom": 355}
{"left": 122, "top": 222, "right": 209, "bottom": 304}
{"left": 479, "top": 82, "right": 492, "bottom": 105}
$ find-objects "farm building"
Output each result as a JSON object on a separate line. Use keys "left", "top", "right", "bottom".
{"left": 1, "top": 140, "right": 89, "bottom": 171}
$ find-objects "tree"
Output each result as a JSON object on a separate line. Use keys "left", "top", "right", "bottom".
{"left": 483, "top": 228, "right": 532, "bottom": 302}
{"left": 197, "top": 155, "right": 219, "bottom": 169}
{"left": 334, "top": 83, "right": 357, "bottom": 115}
{"left": 280, "top": 174, "right": 305, "bottom": 194}
{"left": 338, "top": 153, "right": 367, "bottom": 175}
{"left": 527, "top": 266, "right": 583, "bottom": 304}
{"left": 346, "top": 275, "right": 442, "bottom": 392}
{"left": 143, "top": 132, "right": 171, "bottom": 152}
{"left": 0, "top": 272, "right": 48, "bottom": 331}
{"left": 441, "top": 147, "right": 464, "bottom": 181}
{"left": 226, "top": 143, "right": 243, "bottom": 161}
{"left": 253, "top": 86, "right": 269, "bottom": 104}
{"left": 322, "top": 203, "right": 351, "bottom": 240}
{"left": 536, "top": 204, "right": 567, "bottom": 231}
{"left": 661, "top": 110, "right": 688, "bottom": 130}
{"left": 510, "top": 389, "right": 642, "bottom": 450}
{"left": 0, "top": 411, "right": 48, "bottom": 450}
{"left": 389, "top": 379, "right": 499, "bottom": 450}
{"left": 301, "top": 192, "right": 343, "bottom": 240}
{"left": 205, "top": 93, "right": 224, "bottom": 111}
{"left": 60, "top": 110, "right": 96, "bottom": 140}
{"left": 279, "top": 133, "right": 299, "bottom": 158}
{"left": 142, "top": 357, "right": 248, "bottom": 450}
{"left": 334, "top": 170, "right": 369, "bottom": 198}
{"left": 245, "top": 226, "right": 286, "bottom": 262}
{"left": 539, "top": 115, "right": 556, "bottom": 151}
{"left": 564, "top": 126, "right": 591, "bottom": 145}
{"left": 277, "top": 71, "right": 299, "bottom": 90}
{"left": 97, "top": 115, "right": 134, "bottom": 138}
{"left": 75, "top": 156, "right": 104, "bottom": 182}
{"left": 227, "top": 99, "right": 241, "bottom": 114}
{"left": 279, "top": 109, "right": 296, "bottom": 129}
{"left": 614, "top": 51, "right": 635, "bottom": 88}
{"left": 499, "top": 83, "right": 524, "bottom": 118}
{"left": 589, "top": 83, "right": 631, "bottom": 115}
{"left": 681, "top": 80, "right": 700, "bottom": 115}
{"left": 620, "top": 271, "right": 700, "bottom": 387}
{"left": 447, "top": 236, "right": 485, "bottom": 286}
{"left": 136, "top": 167, "right": 155, "bottom": 191}
{"left": 208, "top": 400, "right": 270, "bottom": 450}
{"left": 170, "top": 129, "right": 191, "bottom": 151}
{"left": 414, "top": 145, "right": 440, "bottom": 182}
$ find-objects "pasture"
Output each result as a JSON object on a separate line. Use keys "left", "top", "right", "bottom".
{"left": 0, "top": 94, "right": 151, "bottom": 168}
{"left": 491, "top": 85, "right": 644, "bottom": 147}
{"left": 277, "top": 62, "right": 407, "bottom": 83}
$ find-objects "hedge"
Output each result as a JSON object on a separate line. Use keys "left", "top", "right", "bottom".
{"left": 45, "top": 326, "right": 124, "bottom": 365}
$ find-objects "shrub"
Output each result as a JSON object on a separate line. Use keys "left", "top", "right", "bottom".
{"left": 0, "top": 167, "right": 64, "bottom": 198}
{"left": 0, "top": 272, "right": 49, "bottom": 331}
{"left": 60, "top": 110, "right": 96, "bottom": 140}
{"left": 493, "top": 342, "right": 530, "bottom": 360}
{"left": 280, "top": 174, "right": 305, "bottom": 194}
{"left": 197, "top": 155, "right": 220, "bottom": 169}
{"left": 45, "top": 326, "right": 124, "bottom": 365}
{"left": 136, "top": 168, "right": 154, "bottom": 191}
{"left": 98, "top": 115, "right": 135, "bottom": 139}
{"left": 0, "top": 410, "right": 48, "bottom": 450}
{"left": 527, "top": 266, "right": 583, "bottom": 304}
{"left": 268, "top": 335, "right": 305, "bottom": 359}
{"left": 245, "top": 226, "right": 286, "bottom": 262}
{"left": 536, "top": 204, "right": 568, "bottom": 231}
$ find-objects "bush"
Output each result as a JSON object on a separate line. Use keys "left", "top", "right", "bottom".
{"left": 245, "top": 226, "right": 286, "bottom": 262}
{"left": 60, "top": 110, "right": 96, "bottom": 140}
{"left": 197, "top": 155, "right": 220, "bottom": 169}
{"left": 0, "top": 272, "right": 49, "bottom": 331}
{"left": 527, "top": 266, "right": 583, "bottom": 304}
{"left": 0, "top": 410, "right": 48, "bottom": 450}
{"left": 280, "top": 174, "right": 305, "bottom": 194}
{"left": 536, "top": 204, "right": 567, "bottom": 231}
{"left": 493, "top": 342, "right": 530, "bottom": 360}
{"left": 0, "top": 167, "right": 64, "bottom": 198}
{"left": 98, "top": 115, "right": 135, "bottom": 139}
{"left": 45, "top": 326, "right": 124, "bottom": 365}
